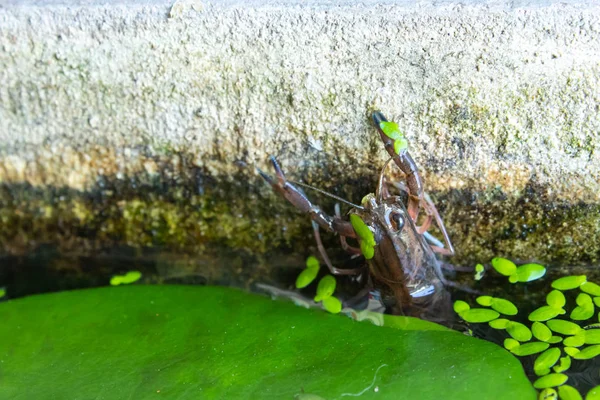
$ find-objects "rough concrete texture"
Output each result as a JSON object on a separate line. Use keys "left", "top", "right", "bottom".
{"left": 1, "top": 0, "right": 600, "bottom": 266}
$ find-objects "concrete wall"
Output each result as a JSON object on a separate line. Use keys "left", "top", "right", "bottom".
{"left": 1, "top": 0, "right": 599, "bottom": 265}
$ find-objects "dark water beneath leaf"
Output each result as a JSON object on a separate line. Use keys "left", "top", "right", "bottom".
{"left": 2, "top": 246, "right": 600, "bottom": 395}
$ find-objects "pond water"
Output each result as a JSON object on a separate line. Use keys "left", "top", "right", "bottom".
{"left": 2, "top": 246, "right": 600, "bottom": 395}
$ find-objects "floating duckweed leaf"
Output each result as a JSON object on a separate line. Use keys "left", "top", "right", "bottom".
{"left": 534, "top": 348, "right": 561, "bottom": 376}
{"left": 564, "top": 347, "right": 580, "bottom": 357}
{"left": 460, "top": 308, "right": 500, "bottom": 323}
{"left": 581, "top": 282, "right": 600, "bottom": 297}
{"left": 547, "top": 336, "right": 563, "bottom": 344}
{"left": 306, "top": 256, "right": 320, "bottom": 271}
{"left": 563, "top": 333, "right": 586, "bottom": 347}
{"left": 359, "top": 241, "right": 375, "bottom": 260}
{"left": 349, "top": 215, "right": 376, "bottom": 246}
{"left": 322, "top": 296, "right": 342, "bottom": 314}
{"left": 585, "top": 323, "right": 600, "bottom": 329}
{"left": 491, "top": 298, "right": 518, "bottom": 315}
{"left": 533, "top": 322, "right": 553, "bottom": 342}
{"left": 594, "top": 298, "right": 600, "bottom": 308}
{"left": 296, "top": 268, "right": 319, "bottom": 289}
{"left": 558, "top": 385, "right": 583, "bottom": 400}
{"left": 0, "top": 288, "right": 5, "bottom": 298}
{"left": 538, "top": 388, "right": 558, "bottom": 400}
{"left": 585, "top": 330, "right": 600, "bottom": 345}
{"left": 511, "top": 342, "right": 550, "bottom": 356}
{"left": 110, "top": 271, "right": 142, "bottom": 286}
{"left": 360, "top": 193, "right": 374, "bottom": 206}
{"left": 504, "top": 338, "right": 520, "bottom": 351}
{"left": 529, "top": 306, "right": 561, "bottom": 322}
{"left": 533, "top": 373, "right": 568, "bottom": 389}
{"left": 314, "top": 275, "right": 336, "bottom": 302}
{"left": 474, "top": 264, "right": 485, "bottom": 281}
{"left": 491, "top": 257, "right": 517, "bottom": 276}
{"left": 393, "top": 137, "right": 408, "bottom": 154}
{"left": 571, "top": 304, "right": 594, "bottom": 321}
{"left": 587, "top": 386, "right": 600, "bottom": 400}
{"left": 547, "top": 290, "right": 566, "bottom": 308}
{"left": 552, "top": 275, "right": 587, "bottom": 291}
{"left": 507, "top": 321, "right": 532, "bottom": 342}
{"left": 453, "top": 300, "right": 470, "bottom": 314}
{"left": 547, "top": 320, "right": 582, "bottom": 336}
{"left": 476, "top": 296, "right": 493, "bottom": 307}
{"left": 513, "top": 263, "right": 547, "bottom": 283}
{"left": 553, "top": 356, "right": 571, "bottom": 373}
{"left": 577, "top": 293, "right": 593, "bottom": 306}
{"left": 489, "top": 318, "right": 510, "bottom": 329}
{"left": 379, "top": 121, "right": 403, "bottom": 140}
{"left": 573, "top": 345, "right": 600, "bottom": 360}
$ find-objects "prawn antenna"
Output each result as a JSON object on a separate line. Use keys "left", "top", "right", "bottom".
{"left": 288, "top": 180, "right": 365, "bottom": 210}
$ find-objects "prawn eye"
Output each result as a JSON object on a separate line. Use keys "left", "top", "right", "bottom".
{"left": 391, "top": 212, "right": 405, "bottom": 231}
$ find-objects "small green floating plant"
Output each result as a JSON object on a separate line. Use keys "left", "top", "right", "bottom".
{"left": 456, "top": 257, "right": 600, "bottom": 399}
{"left": 110, "top": 271, "right": 142, "bottom": 286}
{"left": 295, "top": 256, "right": 343, "bottom": 314}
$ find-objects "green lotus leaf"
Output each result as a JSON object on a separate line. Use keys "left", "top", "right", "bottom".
{"left": 532, "top": 322, "right": 553, "bottom": 342}
{"left": 538, "top": 388, "right": 558, "bottom": 400}
{"left": 547, "top": 290, "right": 566, "bottom": 308}
{"left": 476, "top": 296, "right": 494, "bottom": 307}
{"left": 539, "top": 388, "right": 558, "bottom": 400}
{"left": 513, "top": 263, "right": 547, "bottom": 283}
{"left": 529, "top": 306, "right": 561, "bottom": 322}
{"left": 564, "top": 347, "right": 580, "bottom": 357}
{"left": 572, "top": 344, "right": 600, "bottom": 360}
{"left": 553, "top": 356, "right": 571, "bottom": 373}
{"left": 558, "top": 385, "right": 583, "bottom": 400}
{"left": 314, "top": 275, "right": 336, "bottom": 302}
{"left": 547, "top": 336, "right": 563, "bottom": 344}
{"left": 587, "top": 386, "right": 600, "bottom": 400}
{"left": 507, "top": 321, "right": 532, "bottom": 342}
{"left": 571, "top": 304, "right": 594, "bottom": 321}
{"left": 453, "top": 300, "right": 470, "bottom": 314}
{"left": 546, "top": 319, "right": 582, "bottom": 336}
{"left": 511, "top": 342, "right": 550, "bottom": 356}
{"left": 379, "top": 121, "right": 403, "bottom": 140}
{"left": 533, "top": 373, "right": 568, "bottom": 389}
{"left": 534, "top": 348, "right": 561, "bottom": 376}
{"left": 460, "top": 308, "right": 500, "bottom": 323}
{"left": 585, "top": 329, "right": 600, "bottom": 344}
{"left": 0, "top": 286, "right": 539, "bottom": 400}
{"left": 360, "top": 241, "right": 375, "bottom": 260}
{"left": 296, "top": 268, "right": 319, "bottom": 289}
{"left": 322, "top": 296, "right": 342, "bottom": 314}
{"left": 504, "top": 338, "right": 521, "bottom": 351}
{"left": 579, "top": 282, "right": 600, "bottom": 296}
{"left": 393, "top": 137, "right": 409, "bottom": 154}
{"left": 305, "top": 256, "right": 320, "bottom": 271}
{"left": 491, "top": 298, "right": 518, "bottom": 315}
{"left": 563, "top": 333, "right": 585, "bottom": 347}
{"left": 552, "top": 275, "right": 587, "bottom": 291}
{"left": 349, "top": 214, "right": 376, "bottom": 246}
{"left": 489, "top": 318, "right": 510, "bottom": 329}
{"left": 491, "top": 257, "right": 517, "bottom": 276}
